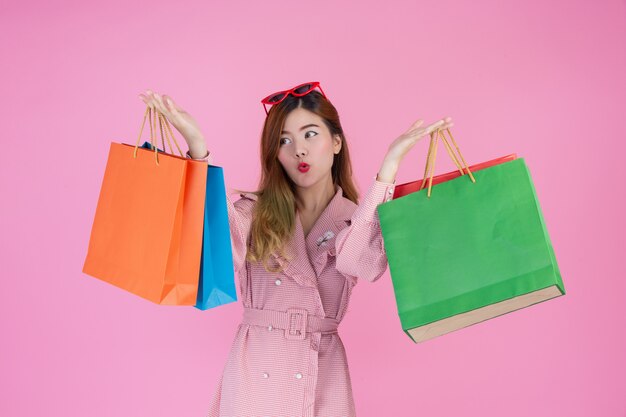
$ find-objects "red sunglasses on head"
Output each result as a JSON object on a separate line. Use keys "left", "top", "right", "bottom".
{"left": 261, "top": 81, "right": 328, "bottom": 115}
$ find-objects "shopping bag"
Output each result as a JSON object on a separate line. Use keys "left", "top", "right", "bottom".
{"left": 83, "top": 107, "right": 207, "bottom": 305}
{"left": 377, "top": 128, "right": 565, "bottom": 343}
{"left": 195, "top": 165, "right": 237, "bottom": 310}
{"left": 140, "top": 141, "right": 237, "bottom": 310}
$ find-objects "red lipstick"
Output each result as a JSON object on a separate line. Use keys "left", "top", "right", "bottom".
{"left": 298, "top": 163, "right": 310, "bottom": 173}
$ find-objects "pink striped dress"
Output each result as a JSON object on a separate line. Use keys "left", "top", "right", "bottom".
{"left": 187, "top": 151, "right": 396, "bottom": 417}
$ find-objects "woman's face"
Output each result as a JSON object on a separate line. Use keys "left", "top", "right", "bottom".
{"left": 277, "top": 107, "right": 342, "bottom": 188}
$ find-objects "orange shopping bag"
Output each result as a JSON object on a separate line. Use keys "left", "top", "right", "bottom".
{"left": 83, "top": 107, "right": 207, "bottom": 305}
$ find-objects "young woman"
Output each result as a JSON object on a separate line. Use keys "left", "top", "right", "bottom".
{"left": 139, "top": 82, "right": 452, "bottom": 417}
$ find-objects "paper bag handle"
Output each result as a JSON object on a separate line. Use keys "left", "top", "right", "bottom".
{"left": 132, "top": 106, "right": 185, "bottom": 164}
{"left": 420, "top": 127, "right": 476, "bottom": 198}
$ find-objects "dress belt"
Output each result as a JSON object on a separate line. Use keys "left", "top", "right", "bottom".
{"left": 242, "top": 307, "right": 339, "bottom": 340}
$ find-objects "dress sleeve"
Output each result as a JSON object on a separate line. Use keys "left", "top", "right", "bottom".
{"left": 186, "top": 149, "right": 211, "bottom": 163}
{"left": 334, "top": 176, "right": 396, "bottom": 284}
{"left": 225, "top": 193, "right": 255, "bottom": 275}
{"left": 186, "top": 149, "right": 254, "bottom": 275}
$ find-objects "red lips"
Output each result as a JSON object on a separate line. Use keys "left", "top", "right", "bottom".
{"left": 298, "top": 163, "right": 310, "bottom": 173}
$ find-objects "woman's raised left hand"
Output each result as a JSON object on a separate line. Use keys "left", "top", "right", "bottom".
{"left": 385, "top": 117, "right": 453, "bottom": 164}
{"left": 376, "top": 117, "right": 453, "bottom": 183}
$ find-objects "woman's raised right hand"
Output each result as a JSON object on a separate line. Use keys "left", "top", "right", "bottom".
{"left": 138, "top": 90, "right": 205, "bottom": 147}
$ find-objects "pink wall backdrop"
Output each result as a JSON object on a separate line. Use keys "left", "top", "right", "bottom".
{"left": 2, "top": 0, "right": 625, "bottom": 416}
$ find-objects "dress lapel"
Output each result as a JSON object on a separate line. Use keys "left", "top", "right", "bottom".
{"left": 273, "top": 184, "right": 356, "bottom": 286}
{"left": 273, "top": 210, "right": 318, "bottom": 288}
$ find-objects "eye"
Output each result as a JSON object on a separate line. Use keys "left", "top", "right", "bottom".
{"left": 279, "top": 131, "right": 317, "bottom": 146}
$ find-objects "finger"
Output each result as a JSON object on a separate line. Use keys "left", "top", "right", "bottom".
{"left": 424, "top": 119, "right": 445, "bottom": 133}
{"left": 404, "top": 119, "right": 424, "bottom": 135}
{"left": 406, "top": 119, "right": 424, "bottom": 132}
{"left": 157, "top": 95, "right": 175, "bottom": 117}
{"left": 152, "top": 93, "right": 169, "bottom": 115}
{"left": 138, "top": 93, "right": 149, "bottom": 105}
{"left": 409, "top": 128, "right": 429, "bottom": 138}
{"left": 144, "top": 90, "right": 157, "bottom": 109}
{"left": 139, "top": 91, "right": 154, "bottom": 107}
{"left": 162, "top": 95, "right": 174, "bottom": 112}
{"left": 416, "top": 129, "right": 428, "bottom": 138}
{"left": 438, "top": 117, "right": 453, "bottom": 130}
{"left": 162, "top": 95, "right": 180, "bottom": 113}
{"left": 148, "top": 90, "right": 165, "bottom": 112}
{"left": 440, "top": 117, "right": 454, "bottom": 130}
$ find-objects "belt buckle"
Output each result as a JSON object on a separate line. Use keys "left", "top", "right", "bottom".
{"left": 285, "top": 308, "right": 308, "bottom": 340}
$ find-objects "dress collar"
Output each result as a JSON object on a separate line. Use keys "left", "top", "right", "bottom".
{"left": 273, "top": 184, "right": 356, "bottom": 288}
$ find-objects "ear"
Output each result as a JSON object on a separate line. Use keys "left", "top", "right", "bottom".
{"left": 333, "top": 134, "right": 342, "bottom": 154}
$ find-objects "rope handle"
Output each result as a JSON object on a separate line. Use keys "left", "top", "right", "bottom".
{"left": 419, "top": 127, "right": 476, "bottom": 198}
{"left": 132, "top": 106, "right": 184, "bottom": 164}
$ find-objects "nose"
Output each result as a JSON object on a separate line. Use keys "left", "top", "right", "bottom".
{"left": 294, "top": 143, "right": 307, "bottom": 158}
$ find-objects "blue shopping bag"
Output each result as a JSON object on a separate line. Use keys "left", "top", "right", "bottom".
{"left": 141, "top": 141, "right": 237, "bottom": 310}
{"left": 196, "top": 164, "right": 238, "bottom": 310}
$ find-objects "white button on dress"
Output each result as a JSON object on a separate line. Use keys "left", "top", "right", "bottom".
{"left": 275, "top": 279, "right": 282, "bottom": 286}
{"left": 263, "top": 372, "right": 269, "bottom": 379}
{"left": 268, "top": 325, "right": 273, "bottom": 331}
{"left": 295, "top": 373, "right": 303, "bottom": 379}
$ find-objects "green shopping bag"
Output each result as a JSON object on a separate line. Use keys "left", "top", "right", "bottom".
{"left": 377, "top": 128, "right": 565, "bottom": 343}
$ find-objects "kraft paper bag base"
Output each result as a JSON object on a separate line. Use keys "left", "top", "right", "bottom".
{"left": 406, "top": 285, "right": 562, "bottom": 343}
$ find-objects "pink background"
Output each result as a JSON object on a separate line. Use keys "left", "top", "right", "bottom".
{"left": 2, "top": 0, "right": 625, "bottom": 416}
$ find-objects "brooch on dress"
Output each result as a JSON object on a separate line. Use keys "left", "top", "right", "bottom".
{"left": 316, "top": 231, "right": 335, "bottom": 247}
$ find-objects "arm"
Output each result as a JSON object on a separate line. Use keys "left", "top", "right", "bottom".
{"left": 335, "top": 175, "right": 396, "bottom": 284}
{"left": 186, "top": 150, "right": 254, "bottom": 275}
{"left": 225, "top": 194, "right": 255, "bottom": 275}
{"left": 138, "top": 92, "right": 256, "bottom": 273}
{"left": 335, "top": 116, "right": 455, "bottom": 283}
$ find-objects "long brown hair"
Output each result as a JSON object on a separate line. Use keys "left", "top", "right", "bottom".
{"left": 241, "top": 90, "right": 359, "bottom": 273}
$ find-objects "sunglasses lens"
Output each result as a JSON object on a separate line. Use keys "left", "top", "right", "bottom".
{"left": 293, "top": 84, "right": 313, "bottom": 95}
{"left": 268, "top": 93, "right": 286, "bottom": 103}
